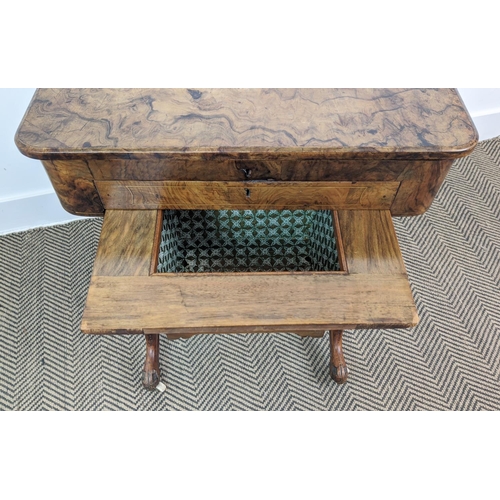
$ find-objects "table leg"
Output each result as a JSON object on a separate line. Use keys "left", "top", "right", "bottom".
{"left": 142, "top": 334, "right": 161, "bottom": 390}
{"left": 329, "top": 330, "right": 349, "bottom": 384}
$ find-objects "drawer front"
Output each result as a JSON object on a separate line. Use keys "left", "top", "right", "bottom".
{"left": 88, "top": 159, "right": 282, "bottom": 181}
{"left": 87, "top": 158, "right": 412, "bottom": 182}
{"left": 43, "top": 158, "right": 453, "bottom": 216}
{"left": 81, "top": 209, "right": 417, "bottom": 335}
{"left": 95, "top": 180, "right": 400, "bottom": 210}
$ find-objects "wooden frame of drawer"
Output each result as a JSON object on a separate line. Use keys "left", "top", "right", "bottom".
{"left": 81, "top": 209, "right": 418, "bottom": 335}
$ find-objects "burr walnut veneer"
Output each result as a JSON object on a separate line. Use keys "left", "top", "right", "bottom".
{"left": 15, "top": 88, "right": 478, "bottom": 390}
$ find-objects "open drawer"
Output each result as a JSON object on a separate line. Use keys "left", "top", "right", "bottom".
{"left": 81, "top": 209, "right": 418, "bottom": 336}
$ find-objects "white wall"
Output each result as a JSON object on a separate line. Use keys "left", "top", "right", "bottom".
{"left": 0, "top": 89, "right": 81, "bottom": 234}
{"left": 458, "top": 88, "right": 500, "bottom": 142}
{"left": 0, "top": 88, "right": 499, "bottom": 235}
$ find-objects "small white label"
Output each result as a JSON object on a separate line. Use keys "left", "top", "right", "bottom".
{"left": 156, "top": 382, "right": 167, "bottom": 392}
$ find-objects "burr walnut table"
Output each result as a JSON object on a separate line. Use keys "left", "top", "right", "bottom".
{"left": 15, "top": 88, "right": 478, "bottom": 391}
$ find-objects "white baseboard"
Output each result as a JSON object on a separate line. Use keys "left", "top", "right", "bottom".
{"left": 0, "top": 191, "right": 84, "bottom": 236}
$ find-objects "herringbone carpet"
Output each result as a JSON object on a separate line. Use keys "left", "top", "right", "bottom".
{"left": 1, "top": 138, "right": 500, "bottom": 410}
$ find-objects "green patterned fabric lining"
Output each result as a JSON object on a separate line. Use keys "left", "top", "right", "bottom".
{"left": 157, "top": 210, "right": 339, "bottom": 273}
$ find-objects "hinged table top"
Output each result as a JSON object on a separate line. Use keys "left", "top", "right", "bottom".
{"left": 16, "top": 88, "right": 478, "bottom": 161}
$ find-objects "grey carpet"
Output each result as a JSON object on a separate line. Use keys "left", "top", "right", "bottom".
{"left": 1, "top": 137, "right": 500, "bottom": 410}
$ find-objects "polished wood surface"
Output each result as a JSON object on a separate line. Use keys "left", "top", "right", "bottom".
{"left": 15, "top": 89, "right": 478, "bottom": 217}
{"left": 16, "top": 89, "right": 477, "bottom": 161}
{"left": 41, "top": 159, "right": 104, "bottom": 216}
{"left": 81, "top": 209, "right": 418, "bottom": 335}
{"left": 83, "top": 157, "right": 436, "bottom": 182}
{"left": 87, "top": 157, "right": 455, "bottom": 216}
{"left": 37, "top": 157, "right": 456, "bottom": 216}
{"left": 96, "top": 180, "right": 399, "bottom": 210}
{"left": 391, "top": 158, "right": 454, "bottom": 215}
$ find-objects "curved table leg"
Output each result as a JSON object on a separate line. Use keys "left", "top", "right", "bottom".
{"left": 329, "top": 330, "right": 349, "bottom": 384}
{"left": 142, "top": 334, "right": 161, "bottom": 390}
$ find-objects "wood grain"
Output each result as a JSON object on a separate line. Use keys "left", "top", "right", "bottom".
{"left": 37, "top": 157, "right": 456, "bottom": 216}
{"left": 92, "top": 210, "right": 158, "bottom": 276}
{"left": 16, "top": 88, "right": 475, "bottom": 387}
{"left": 95, "top": 180, "right": 399, "bottom": 210}
{"left": 337, "top": 210, "right": 406, "bottom": 275}
{"left": 81, "top": 273, "right": 418, "bottom": 334}
{"left": 15, "top": 90, "right": 478, "bottom": 217}
{"left": 87, "top": 158, "right": 284, "bottom": 181}
{"left": 16, "top": 89, "right": 477, "bottom": 161}
{"left": 142, "top": 334, "right": 161, "bottom": 390}
{"left": 85, "top": 158, "right": 453, "bottom": 183}
{"left": 87, "top": 157, "right": 457, "bottom": 216}
{"left": 329, "top": 330, "right": 348, "bottom": 383}
{"left": 392, "top": 159, "right": 454, "bottom": 215}
{"left": 40, "top": 159, "right": 104, "bottom": 215}
{"left": 81, "top": 209, "right": 418, "bottom": 335}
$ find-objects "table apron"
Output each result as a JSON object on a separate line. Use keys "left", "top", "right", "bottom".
{"left": 95, "top": 180, "right": 400, "bottom": 210}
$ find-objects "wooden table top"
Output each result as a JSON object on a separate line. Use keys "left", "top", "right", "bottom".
{"left": 16, "top": 88, "right": 477, "bottom": 161}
